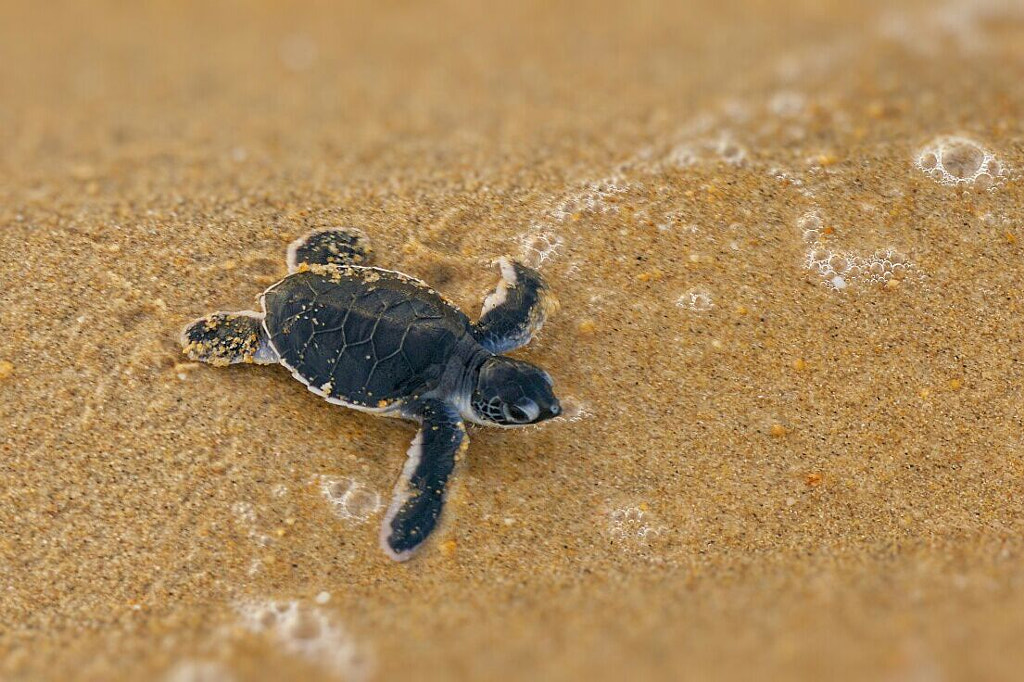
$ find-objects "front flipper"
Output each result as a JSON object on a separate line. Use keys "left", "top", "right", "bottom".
{"left": 286, "top": 227, "right": 373, "bottom": 273}
{"left": 381, "top": 400, "right": 467, "bottom": 561}
{"left": 471, "top": 257, "right": 558, "bottom": 354}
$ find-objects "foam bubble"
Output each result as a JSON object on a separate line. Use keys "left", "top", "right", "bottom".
{"left": 518, "top": 230, "right": 564, "bottom": 268}
{"left": 770, "top": 167, "right": 811, "bottom": 196}
{"left": 806, "top": 246, "right": 915, "bottom": 290}
{"left": 609, "top": 506, "right": 660, "bottom": 540}
{"left": 656, "top": 124, "right": 750, "bottom": 171}
{"left": 941, "top": 140, "right": 984, "bottom": 178}
{"left": 916, "top": 135, "right": 1008, "bottom": 190}
{"left": 607, "top": 505, "right": 669, "bottom": 562}
{"left": 548, "top": 175, "right": 630, "bottom": 222}
{"left": 237, "top": 600, "right": 370, "bottom": 681}
{"left": 320, "top": 477, "right": 381, "bottom": 523}
{"left": 677, "top": 289, "right": 714, "bottom": 312}
{"left": 798, "top": 210, "right": 824, "bottom": 242}
{"left": 713, "top": 133, "right": 748, "bottom": 165}
{"left": 800, "top": 208, "right": 921, "bottom": 291}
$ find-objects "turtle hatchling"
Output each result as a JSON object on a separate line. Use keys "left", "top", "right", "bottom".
{"left": 181, "top": 228, "right": 561, "bottom": 561}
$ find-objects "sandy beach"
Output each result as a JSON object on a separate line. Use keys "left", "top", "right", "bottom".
{"left": 3, "top": 0, "right": 1024, "bottom": 679}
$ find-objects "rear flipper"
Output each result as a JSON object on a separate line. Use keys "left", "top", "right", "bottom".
{"left": 287, "top": 227, "right": 373, "bottom": 272}
{"left": 180, "top": 311, "right": 278, "bottom": 366}
{"left": 380, "top": 400, "right": 467, "bottom": 561}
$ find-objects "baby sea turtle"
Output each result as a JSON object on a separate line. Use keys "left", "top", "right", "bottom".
{"left": 181, "top": 228, "right": 561, "bottom": 561}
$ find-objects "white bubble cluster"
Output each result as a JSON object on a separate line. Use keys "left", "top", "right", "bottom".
{"left": 319, "top": 477, "right": 381, "bottom": 523}
{"left": 609, "top": 506, "right": 662, "bottom": 541}
{"left": 805, "top": 246, "right": 915, "bottom": 291}
{"left": 549, "top": 175, "right": 630, "bottom": 222}
{"left": 517, "top": 230, "right": 564, "bottom": 268}
{"left": 606, "top": 504, "right": 675, "bottom": 565}
{"left": 237, "top": 600, "right": 370, "bottom": 681}
{"left": 677, "top": 289, "right": 714, "bottom": 312}
{"left": 916, "top": 135, "right": 1007, "bottom": 190}
{"left": 662, "top": 132, "right": 748, "bottom": 169}
{"left": 800, "top": 211, "right": 917, "bottom": 290}
{"left": 797, "top": 210, "right": 825, "bottom": 242}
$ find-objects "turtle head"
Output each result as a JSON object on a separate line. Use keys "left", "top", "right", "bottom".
{"left": 471, "top": 356, "right": 560, "bottom": 426}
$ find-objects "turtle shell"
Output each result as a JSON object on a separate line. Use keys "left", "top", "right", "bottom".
{"left": 262, "top": 265, "right": 471, "bottom": 409}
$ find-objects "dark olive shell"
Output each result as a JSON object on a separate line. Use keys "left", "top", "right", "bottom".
{"left": 262, "top": 265, "right": 470, "bottom": 408}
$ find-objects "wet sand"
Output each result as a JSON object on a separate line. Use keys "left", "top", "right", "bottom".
{"left": 3, "top": 1, "right": 1024, "bottom": 680}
